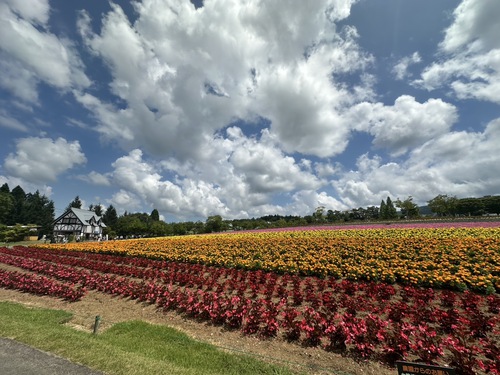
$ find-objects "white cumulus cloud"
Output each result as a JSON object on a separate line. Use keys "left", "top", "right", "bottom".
{"left": 349, "top": 95, "right": 458, "bottom": 156}
{"left": 333, "top": 117, "right": 500, "bottom": 207}
{"left": 3, "top": 137, "right": 87, "bottom": 184}
{"left": 75, "top": 0, "right": 373, "bottom": 161}
{"left": 392, "top": 52, "right": 421, "bottom": 80}
{"left": 87, "top": 125, "right": 327, "bottom": 220}
{"left": 415, "top": 0, "right": 500, "bottom": 104}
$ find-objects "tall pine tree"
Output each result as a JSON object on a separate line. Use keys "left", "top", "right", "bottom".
{"left": 103, "top": 205, "right": 118, "bottom": 228}
{"left": 65, "top": 196, "right": 82, "bottom": 211}
{"left": 150, "top": 208, "right": 160, "bottom": 221}
{"left": 0, "top": 191, "right": 14, "bottom": 224}
{"left": 380, "top": 197, "right": 398, "bottom": 220}
{"left": 385, "top": 197, "right": 398, "bottom": 219}
{"left": 8, "top": 185, "right": 26, "bottom": 225}
{"left": 0, "top": 183, "right": 10, "bottom": 193}
{"left": 379, "top": 200, "right": 387, "bottom": 219}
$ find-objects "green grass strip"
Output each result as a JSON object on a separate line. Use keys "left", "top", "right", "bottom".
{"left": 0, "top": 301, "right": 297, "bottom": 375}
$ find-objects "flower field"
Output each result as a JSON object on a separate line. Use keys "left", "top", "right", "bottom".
{"left": 1, "top": 224, "right": 499, "bottom": 373}
{"left": 40, "top": 225, "right": 500, "bottom": 293}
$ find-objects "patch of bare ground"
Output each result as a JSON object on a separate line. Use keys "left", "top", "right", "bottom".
{"left": 0, "top": 285, "right": 395, "bottom": 375}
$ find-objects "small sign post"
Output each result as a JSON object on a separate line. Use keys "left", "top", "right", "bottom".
{"left": 93, "top": 315, "right": 101, "bottom": 335}
{"left": 396, "top": 361, "right": 455, "bottom": 375}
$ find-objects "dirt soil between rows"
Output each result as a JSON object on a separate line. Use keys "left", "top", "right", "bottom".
{"left": 0, "top": 281, "right": 396, "bottom": 375}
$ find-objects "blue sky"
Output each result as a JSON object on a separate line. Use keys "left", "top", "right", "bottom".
{"left": 1, "top": 0, "right": 499, "bottom": 221}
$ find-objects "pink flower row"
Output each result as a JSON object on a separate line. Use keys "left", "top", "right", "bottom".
{"left": 240, "top": 220, "right": 500, "bottom": 233}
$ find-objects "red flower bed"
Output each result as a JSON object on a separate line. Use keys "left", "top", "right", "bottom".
{"left": 0, "top": 246, "right": 498, "bottom": 373}
{"left": 0, "top": 269, "right": 85, "bottom": 301}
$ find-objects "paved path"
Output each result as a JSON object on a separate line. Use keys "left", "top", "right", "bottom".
{"left": 0, "top": 338, "right": 103, "bottom": 375}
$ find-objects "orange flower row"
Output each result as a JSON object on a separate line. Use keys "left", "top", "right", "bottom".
{"left": 39, "top": 227, "right": 500, "bottom": 293}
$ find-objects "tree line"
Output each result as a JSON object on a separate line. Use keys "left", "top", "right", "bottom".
{"left": 1, "top": 182, "right": 499, "bottom": 241}
{"left": 0, "top": 184, "right": 55, "bottom": 242}
{"left": 100, "top": 194, "right": 500, "bottom": 238}
{"left": 427, "top": 194, "right": 500, "bottom": 217}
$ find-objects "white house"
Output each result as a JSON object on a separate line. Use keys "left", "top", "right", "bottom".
{"left": 53, "top": 207, "right": 106, "bottom": 242}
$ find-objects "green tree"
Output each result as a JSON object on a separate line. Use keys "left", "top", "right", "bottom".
{"left": 24, "top": 191, "right": 46, "bottom": 223}
{"left": 395, "top": 196, "right": 420, "bottom": 219}
{"left": 183, "top": 221, "right": 204, "bottom": 234}
{"left": 348, "top": 207, "right": 367, "bottom": 221}
{"left": 379, "top": 200, "right": 387, "bottom": 220}
{"left": 0, "top": 192, "right": 14, "bottom": 224}
{"left": 380, "top": 197, "right": 397, "bottom": 220}
{"left": 427, "top": 194, "right": 458, "bottom": 217}
{"left": 88, "top": 204, "right": 103, "bottom": 217}
{"left": 1, "top": 186, "right": 53, "bottom": 234}
{"left": 103, "top": 205, "right": 118, "bottom": 228}
{"left": 481, "top": 195, "right": 500, "bottom": 215}
{"left": 23, "top": 191, "right": 54, "bottom": 237}
{"left": 172, "top": 222, "right": 187, "bottom": 235}
{"left": 304, "top": 215, "right": 314, "bottom": 224}
{"left": 39, "top": 200, "right": 55, "bottom": 237}
{"left": 326, "top": 209, "right": 335, "bottom": 222}
{"left": 8, "top": 185, "right": 26, "bottom": 225}
{"left": 115, "top": 215, "right": 147, "bottom": 237}
{"left": 150, "top": 220, "right": 169, "bottom": 237}
{"left": 151, "top": 208, "right": 160, "bottom": 222}
{"left": 365, "top": 206, "right": 380, "bottom": 220}
{"left": 0, "top": 224, "right": 30, "bottom": 242}
{"left": 456, "top": 197, "right": 484, "bottom": 216}
{"left": 205, "top": 215, "right": 223, "bottom": 233}
{"left": 0, "top": 183, "right": 10, "bottom": 194}
{"left": 94, "top": 204, "right": 103, "bottom": 217}
{"left": 312, "top": 206, "right": 325, "bottom": 223}
{"left": 66, "top": 196, "right": 82, "bottom": 211}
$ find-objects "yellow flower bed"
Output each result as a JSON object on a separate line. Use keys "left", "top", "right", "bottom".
{"left": 39, "top": 227, "right": 500, "bottom": 292}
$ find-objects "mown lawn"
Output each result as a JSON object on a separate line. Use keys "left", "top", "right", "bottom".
{"left": 0, "top": 301, "right": 297, "bottom": 375}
